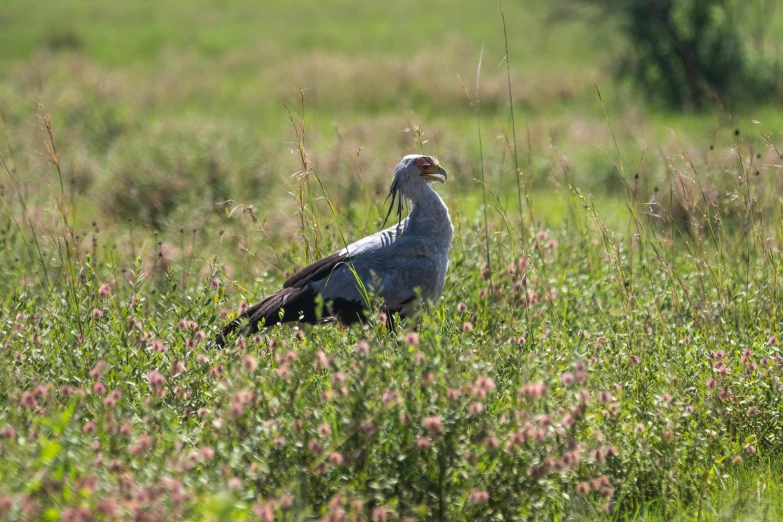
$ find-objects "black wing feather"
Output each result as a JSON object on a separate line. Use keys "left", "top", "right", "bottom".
{"left": 283, "top": 251, "right": 351, "bottom": 289}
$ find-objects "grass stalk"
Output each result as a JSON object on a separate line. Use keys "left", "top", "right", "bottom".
{"left": 460, "top": 46, "right": 493, "bottom": 296}
{"left": 38, "top": 104, "right": 83, "bottom": 337}
{"left": 499, "top": 0, "right": 526, "bottom": 241}
{"left": 0, "top": 153, "right": 47, "bottom": 286}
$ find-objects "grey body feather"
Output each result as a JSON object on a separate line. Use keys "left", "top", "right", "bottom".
{"left": 316, "top": 180, "right": 453, "bottom": 314}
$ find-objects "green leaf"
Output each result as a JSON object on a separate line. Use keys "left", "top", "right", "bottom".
{"left": 38, "top": 438, "right": 61, "bottom": 465}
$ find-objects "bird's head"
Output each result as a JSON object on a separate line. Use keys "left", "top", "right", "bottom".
{"left": 384, "top": 154, "right": 448, "bottom": 226}
{"left": 394, "top": 154, "right": 448, "bottom": 186}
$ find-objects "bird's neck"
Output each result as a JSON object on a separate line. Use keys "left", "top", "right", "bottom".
{"left": 400, "top": 184, "right": 453, "bottom": 243}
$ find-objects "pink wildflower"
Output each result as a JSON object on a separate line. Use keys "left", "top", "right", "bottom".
{"left": 467, "top": 490, "right": 489, "bottom": 504}
{"left": 520, "top": 381, "right": 547, "bottom": 400}
{"left": 62, "top": 507, "right": 92, "bottom": 522}
{"left": 468, "top": 402, "right": 484, "bottom": 415}
{"left": 315, "top": 351, "right": 329, "bottom": 368}
{"left": 147, "top": 371, "right": 166, "bottom": 389}
{"left": 200, "top": 446, "right": 215, "bottom": 460}
{"left": 382, "top": 390, "right": 399, "bottom": 405}
{"left": 590, "top": 448, "right": 606, "bottom": 464}
{"left": 308, "top": 440, "right": 323, "bottom": 455}
{"left": 537, "top": 414, "right": 553, "bottom": 427}
{"left": 254, "top": 503, "right": 274, "bottom": 522}
{"left": 96, "top": 499, "right": 116, "bottom": 517}
{"left": 371, "top": 506, "right": 388, "bottom": 521}
{"left": 229, "top": 401, "right": 245, "bottom": 418}
{"left": 424, "top": 416, "right": 443, "bottom": 437}
{"left": 280, "top": 493, "right": 294, "bottom": 509}
{"left": 242, "top": 355, "right": 258, "bottom": 372}
{"left": 172, "top": 361, "right": 186, "bottom": 376}
{"left": 485, "top": 436, "right": 500, "bottom": 451}
{"left": 318, "top": 423, "right": 332, "bottom": 436}
{"left": 472, "top": 376, "right": 495, "bottom": 397}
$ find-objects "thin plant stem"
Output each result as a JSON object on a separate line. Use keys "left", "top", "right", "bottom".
{"left": 499, "top": 0, "right": 526, "bottom": 241}
{"left": 0, "top": 154, "right": 47, "bottom": 286}
{"left": 460, "top": 47, "right": 493, "bottom": 296}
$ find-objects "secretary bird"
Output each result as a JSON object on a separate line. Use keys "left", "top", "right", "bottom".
{"left": 214, "top": 154, "right": 452, "bottom": 346}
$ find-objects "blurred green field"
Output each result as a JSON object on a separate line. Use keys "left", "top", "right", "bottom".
{"left": 2, "top": 0, "right": 782, "bottom": 238}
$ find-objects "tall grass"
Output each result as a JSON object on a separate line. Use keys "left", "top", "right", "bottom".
{"left": 461, "top": 46, "right": 493, "bottom": 296}
{"left": 1, "top": 6, "right": 783, "bottom": 522}
{"left": 500, "top": 0, "right": 528, "bottom": 242}
{"left": 2, "top": 90, "right": 783, "bottom": 519}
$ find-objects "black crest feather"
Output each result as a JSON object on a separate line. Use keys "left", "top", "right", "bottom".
{"left": 382, "top": 177, "right": 403, "bottom": 228}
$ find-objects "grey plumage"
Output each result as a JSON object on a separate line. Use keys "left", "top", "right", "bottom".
{"left": 215, "top": 154, "right": 453, "bottom": 346}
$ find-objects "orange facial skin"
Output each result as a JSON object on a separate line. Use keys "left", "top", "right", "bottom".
{"left": 414, "top": 156, "right": 441, "bottom": 174}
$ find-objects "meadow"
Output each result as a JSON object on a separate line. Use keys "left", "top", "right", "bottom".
{"left": 2, "top": 0, "right": 783, "bottom": 520}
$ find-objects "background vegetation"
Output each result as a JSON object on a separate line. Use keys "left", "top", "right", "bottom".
{"left": 1, "top": 0, "right": 783, "bottom": 519}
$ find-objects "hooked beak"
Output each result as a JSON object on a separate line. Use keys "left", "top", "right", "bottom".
{"left": 423, "top": 166, "right": 447, "bottom": 183}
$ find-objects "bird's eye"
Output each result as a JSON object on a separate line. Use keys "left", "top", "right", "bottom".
{"left": 422, "top": 162, "right": 431, "bottom": 169}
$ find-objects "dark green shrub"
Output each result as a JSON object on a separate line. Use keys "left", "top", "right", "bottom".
{"left": 564, "top": 0, "right": 782, "bottom": 109}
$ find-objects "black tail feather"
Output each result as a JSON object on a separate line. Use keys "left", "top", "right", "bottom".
{"left": 212, "top": 287, "right": 371, "bottom": 348}
{"left": 212, "top": 287, "right": 320, "bottom": 347}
